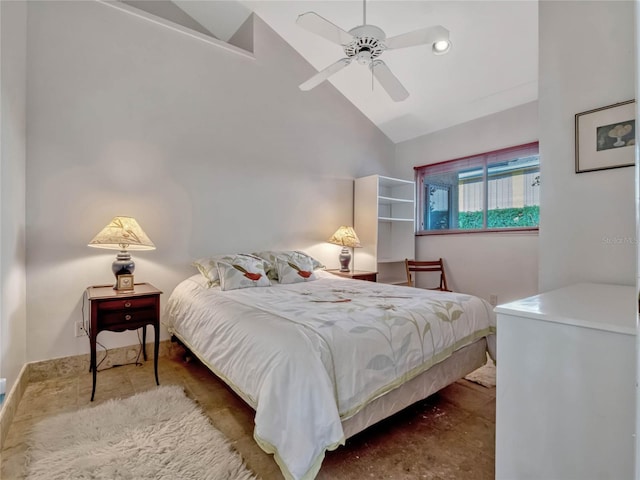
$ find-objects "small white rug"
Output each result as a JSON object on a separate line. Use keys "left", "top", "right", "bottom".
{"left": 464, "top": 355, "right": 496, "bottom": 388}
{"left": 25, "top": 385, "right": 257, "bottom": 480}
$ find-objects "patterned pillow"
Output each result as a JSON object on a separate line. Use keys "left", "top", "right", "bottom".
{"left": 217, "top": 256, "right": 271, "bottom": 291}
{"left": 275, "top": 257, "right": 317, "bottom": 284}
{"left": 193, "top": 254, "right": 264, "bottom": 287}
{"left": 253, "top": 251, "right": 325, "bottom": 281}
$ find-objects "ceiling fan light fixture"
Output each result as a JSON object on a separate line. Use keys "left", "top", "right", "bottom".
{"left": 432, "top": 39, "right": 451, "bottom": 55}
{"left": 356, "top": 49, "right": 372, "bottom": 65}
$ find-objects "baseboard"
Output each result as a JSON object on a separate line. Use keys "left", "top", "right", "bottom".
{"left": 0, "top": 362, "right": 30, "bottom": 450}
{"left": 0, "top": 339, "right": 178, "bottom": 449}
{"left": 28, "top": 340, "right": 174, "bottom": 382}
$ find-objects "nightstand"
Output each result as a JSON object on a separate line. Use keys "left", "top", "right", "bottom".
{"left": 86, "top": 283, "right": 162, "bottom": 401}
{"left": 327, "top": 270, "right": 378, "bottom": 282}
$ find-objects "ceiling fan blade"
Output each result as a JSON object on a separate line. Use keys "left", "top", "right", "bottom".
{"left": 296, "top": 12, "right": 355, "bottom": 46}
{"left": 371, "top": 60, "right": 409, "bottom": 102}
{"left": 299, "top": 58, "right": 352, "bottom": 91}
{"left": 386, "top": 25, "right": 450, "bottom": 50}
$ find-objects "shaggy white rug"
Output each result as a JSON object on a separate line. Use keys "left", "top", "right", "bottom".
{"left": 464, "top": 355, "right": 496, "bottom": 388}
{"left": 25, "top": 385, "right": 257, "bottom": 480}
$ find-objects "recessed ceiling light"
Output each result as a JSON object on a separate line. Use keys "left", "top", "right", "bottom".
{"left": 432, "top": 40, "right": 451, "bottom": 55}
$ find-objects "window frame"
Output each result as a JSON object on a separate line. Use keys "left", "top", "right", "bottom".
{"left": 414, "top": 141, "right": 540, "bottom": 236}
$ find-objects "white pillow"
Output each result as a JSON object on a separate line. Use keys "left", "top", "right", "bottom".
{"left": 275, "top": 257, "right": 317, "bottom": 284}
{"left": 253, "top": 250, "right": 325, "bottom": 280}
{"left": 193, "top": 253, "right": 265, "bottom": 287}
{"left": 217, "top": 256, "right": 271, "bottom": 291}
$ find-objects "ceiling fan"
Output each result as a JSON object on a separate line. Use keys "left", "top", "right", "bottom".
{"left": 296, "top": 1, "right": 451, "bottom": 102}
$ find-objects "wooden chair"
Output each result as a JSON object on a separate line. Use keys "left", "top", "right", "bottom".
{"left": 405, "top": 258, "right": 451, "bottom": 291}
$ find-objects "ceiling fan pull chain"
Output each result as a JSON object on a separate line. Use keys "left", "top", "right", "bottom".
{"left": 371, "top": 62, "right": 374, "bottom": 91}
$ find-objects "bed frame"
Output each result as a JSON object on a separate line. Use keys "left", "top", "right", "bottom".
{"left": 171, "top": 334, "right": 487, "bottom": 440}
{"left": 342, "top": 338, "right": 487, "bottom": 438}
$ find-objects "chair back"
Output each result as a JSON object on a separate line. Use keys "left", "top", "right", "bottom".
{"left": 405, "top": 258, "right": 450, "bottom": 291}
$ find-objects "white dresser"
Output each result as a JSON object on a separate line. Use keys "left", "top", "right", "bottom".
{"left": 495, "top": 283, "right": 636, "bottom": 480}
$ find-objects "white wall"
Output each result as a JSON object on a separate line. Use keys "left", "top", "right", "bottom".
{"left": 394, "top": 102, "right": 539, "bottom": 304}
{"left": 0, "top": 1, "right": 27, "bottom": 393}
{"left": 538, "top": 1, "right": 635, "bottom": 292}
{"left": 25, "top": 1, "right": 394, "bottom": 362}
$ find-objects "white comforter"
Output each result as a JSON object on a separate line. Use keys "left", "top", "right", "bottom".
{"left": 165, "top": 271, "right": 496, "bottom": 480}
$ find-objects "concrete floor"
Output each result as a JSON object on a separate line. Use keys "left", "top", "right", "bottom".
{"left": 1, "top": 349, "right": 495, "bottom": 479}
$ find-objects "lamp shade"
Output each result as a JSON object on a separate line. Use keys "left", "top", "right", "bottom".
{"left": 88, "top": 216, "right": 155, "bottom": 251}
{"left": 328, "top": 226, "right": 361, "bottom": 248}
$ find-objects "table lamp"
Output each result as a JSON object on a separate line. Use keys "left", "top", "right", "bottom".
{"left": 328, "top": 226, "right": 361, "bottom": 272}
{"left": 88, "top": 216, "right": 155, "bottom": 284}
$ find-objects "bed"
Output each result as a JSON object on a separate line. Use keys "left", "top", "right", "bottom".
{"left": 165, "top": 252, "right": 496, "bottom": 480}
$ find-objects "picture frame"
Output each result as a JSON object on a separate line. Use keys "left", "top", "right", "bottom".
{"left": 575, "top": 100, "right": 636, "bottom": 173}
{"left": 116, "top": 274, "right": 134, "bottom": 291}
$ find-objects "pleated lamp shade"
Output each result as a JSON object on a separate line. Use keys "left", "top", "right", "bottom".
{"left": 328, "top": 226, "right": 361, "bottom": 272}
{"left": 88, "top": 216, "right": 155, "bottom": 281}
{"left": 327, "top": 226, "right": 361, "bottom": 248}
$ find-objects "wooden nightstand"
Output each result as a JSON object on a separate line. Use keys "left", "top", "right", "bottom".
{"left": 327, "top": 270, "right": 378, "bottom": 282}
{"left": 86, "top": 283, "right": 162, "bottom": 401}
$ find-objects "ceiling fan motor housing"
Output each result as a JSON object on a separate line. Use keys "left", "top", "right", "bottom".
{"left": 344, "top": 25, "right": 386, "bottom": 65}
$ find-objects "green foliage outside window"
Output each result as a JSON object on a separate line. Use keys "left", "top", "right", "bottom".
{"left": 458, "top": 206, "right": 539, "bottom": 229}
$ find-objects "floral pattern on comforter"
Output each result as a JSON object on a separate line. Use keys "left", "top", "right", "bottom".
{"left": 225, "top": 275, "right": 496, "bottom": 418}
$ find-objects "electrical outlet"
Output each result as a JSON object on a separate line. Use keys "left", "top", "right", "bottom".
{"left": 489, "top": 294, "right": 498, "bottom": 306}
{"left": 75, "top": 321, "right": 84, "bottom": 337}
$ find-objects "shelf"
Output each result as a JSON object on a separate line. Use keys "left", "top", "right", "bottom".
{"left": 379, "top": 278, "right": 410, "bottom": 286}
{"left": 388, "top": 280, "right": 410, "bottom": 286}
{"left": 378, "top": 175, "right": 414, "bottom": 188}
{"left": 377, "top": 258, "right": 409, "bottom": 264}
{"left": 355, "top": 174, "right": 416, "bottom": 274}
{"left": 378, "top": 196, "right": 414, "bottom": 205}
{"left": 378, "top": 217, "right": 414, "bottom": 223}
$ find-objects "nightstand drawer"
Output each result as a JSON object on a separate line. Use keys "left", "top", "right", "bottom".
{"left": 100, "top": 307, "right": 156, "bottom": 328}
{"left": 352, "top": 272, "right": 377, "bottom": 282}
{"left": 327, "top": 270, "right": 378, "bottom": 282}
{"left": 97, "top": 296, "right": 156, "bottom": 311}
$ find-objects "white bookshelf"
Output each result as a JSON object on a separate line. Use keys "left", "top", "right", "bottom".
{"left": 354, "top": 175, "right": 416, "bottom": 284}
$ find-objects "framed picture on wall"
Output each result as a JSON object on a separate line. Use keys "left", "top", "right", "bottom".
{"left": 575, "top": 100, "right": 636, "bottom": 173}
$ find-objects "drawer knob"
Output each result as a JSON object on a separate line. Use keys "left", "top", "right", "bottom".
{"left": 124, "top": 302, "right": 132, "bottom": 308}
{"left": 125, "top": 314, "right": 132, "bottom": 321}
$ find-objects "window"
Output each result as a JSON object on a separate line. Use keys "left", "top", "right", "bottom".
{"left": 415, "top": 142, "right": 539, "bottom": 234}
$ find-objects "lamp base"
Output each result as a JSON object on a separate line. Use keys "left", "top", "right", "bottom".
{"left": 112, "top": 250, "right": 135, "bottom": 282}
{"left": 338, "top": 247, "right": 351, "bottom": 272}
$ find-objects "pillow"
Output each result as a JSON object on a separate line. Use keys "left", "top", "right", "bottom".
{"left": 193, "top": 253, "right": 265, "bottom": 287}
{"left": 276, "top": 257, "right": 317, "bottom": 284}
{"left": 253, "top": 250, "right": 325, "bottom": 280}
{"left": 217, "top": 256, "right": 271, "bottom": 291}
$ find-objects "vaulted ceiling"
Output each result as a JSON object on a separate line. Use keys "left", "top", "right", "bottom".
{"left": 124, "top": 0, "right": 539, "bottom": 143}
{"left": 244, "top": 1, "right": 538, "bottom": 143}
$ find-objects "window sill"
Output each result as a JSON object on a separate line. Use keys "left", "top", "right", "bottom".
{"left": 416, "top": 227, "right": 539, "bottom": 236}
